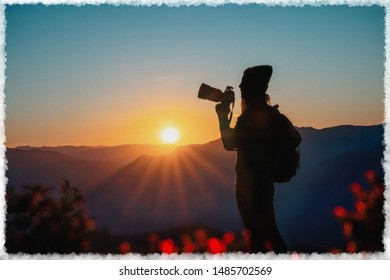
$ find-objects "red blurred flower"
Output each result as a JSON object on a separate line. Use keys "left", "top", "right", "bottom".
{"left": 329, "top": 247, "right": 341, "bottom": 254}
{"left": 333, "top": 206, "right": 348, "bottom": 219}
{"left": 207, "top": 237, "right": 226, "bottom": 254}
{"left": 193, "top": 229, "right": 208, "bottom": 250}
{"left": 242, "top": 228, "right": 252, "bottom": 252}
{"left": 194, "top": 229, "right": 208, "bottom": 242}
{"left": 242, "top": 228, "right": 251, "bottom": 241}
{"left": 350, "top": 182, "right": 362, "bottom": 194}
{"left": 265, "top": 240, "right": 274, "bottom": 251}
{"left": 373, "top": 184, "right": 384, "bottom": 196}
{"left": 181, "top": 234, "right": 192, "bottom": 244}
{"left": 183, "top": 242, "right": 196, "bottom": 253}
{"left": 346, "top": 241, "right": 357, "bottom": 253}
{"left": 223, "top": 231, "right": 235, "bottom": 245}
{"left": 180, "top": 234, "right": 196, "bottom": 253}
{"left": 119, "top": 241, "right": 131, "bottom": 254}
{"left": 159, "top": 239, "right": 176, "bottom": 254}
{"left": 86, "top": 219, "right": 96, "bottom": 231}
{"left": 343, "top": 221, "right": 353, "bottom": 238}
{"left": 365, "top": 170, "right": 377, "bottom": 184}
{"left": 355, "top": 201, "right": 367, "bottom": 213}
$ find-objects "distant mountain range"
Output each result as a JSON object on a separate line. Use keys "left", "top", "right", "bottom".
{"left": 5, "top": 124, "right": 384, "bottom": 252}
{"left": 15, "top": 144, "right": 176, "bottom": 165}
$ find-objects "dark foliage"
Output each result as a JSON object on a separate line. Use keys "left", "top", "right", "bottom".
{"left": 6, "top": 180, "right": 95, "bottom": 254}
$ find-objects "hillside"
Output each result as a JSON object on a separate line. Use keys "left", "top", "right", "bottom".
{"left": 16, "top": 144, "right": 177, "bottom": 165}
{"left": 5, "top": 148, "right": 124, "bottom": 194}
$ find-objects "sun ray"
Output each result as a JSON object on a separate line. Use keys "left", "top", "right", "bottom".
{"left": 109, "top": 142, "right": 236, "bottom": 230}
{"left": 176, "top": 149, "right": 222, "bottom": 208}
{"left": 183, "top": 146, "right": 232, "bottom": 186}
{"left": 169, "top": 153, "right": 189, "bottom": 217}
{"left": 121, "top": 157, "right": 161, "bottom": 215}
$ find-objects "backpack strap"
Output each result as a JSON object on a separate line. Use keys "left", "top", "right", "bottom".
{"left": 228, "top": 98, "right": 235, "bottom": 125}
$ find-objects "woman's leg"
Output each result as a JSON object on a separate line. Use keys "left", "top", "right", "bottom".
{"left": 236, "top": 177, "right": 287, "bottom": 253}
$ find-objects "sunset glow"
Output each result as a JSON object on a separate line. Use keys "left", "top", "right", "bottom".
{"left": 4, "top": 5, "right": 384, "bottom": 148}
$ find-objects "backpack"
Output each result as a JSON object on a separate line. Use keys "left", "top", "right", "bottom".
{"left": 269, "top": 105, "right": 302, "bottom": 183}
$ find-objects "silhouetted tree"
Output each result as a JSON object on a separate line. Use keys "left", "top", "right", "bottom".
{"left": 6, "top": 180, "right": 95, "bottom": 254}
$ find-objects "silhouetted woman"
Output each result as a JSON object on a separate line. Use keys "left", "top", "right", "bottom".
{"left": 216, "top": 65, "right": 287, "bottom": 253}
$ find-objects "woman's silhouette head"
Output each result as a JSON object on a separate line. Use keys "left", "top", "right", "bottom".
{"left": 240, "top": 65, "right": 273, "bottom": 104}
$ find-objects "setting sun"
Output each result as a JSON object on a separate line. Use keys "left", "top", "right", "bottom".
{"left": 161, "top": 127, "right": 180, "bottom": 144}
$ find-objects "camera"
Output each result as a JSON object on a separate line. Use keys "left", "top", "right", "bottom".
{"left": 197, "top": 83, "right": 235, "bottom": 105}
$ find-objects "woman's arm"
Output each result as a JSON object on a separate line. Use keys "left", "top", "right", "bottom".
{"left": 216, "top": 103, "right": 236, "bottom": 151}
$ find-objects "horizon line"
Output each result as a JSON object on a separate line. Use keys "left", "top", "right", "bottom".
{"left": 6, "top": 123, "right": 384, "bottom": 149}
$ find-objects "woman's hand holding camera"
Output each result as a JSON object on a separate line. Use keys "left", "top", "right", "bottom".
{"left": 215, "top": 102, "right": 231, "bottom": 116}
{"left": 216, "top": 87, "right": 234, "bottom": 112}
